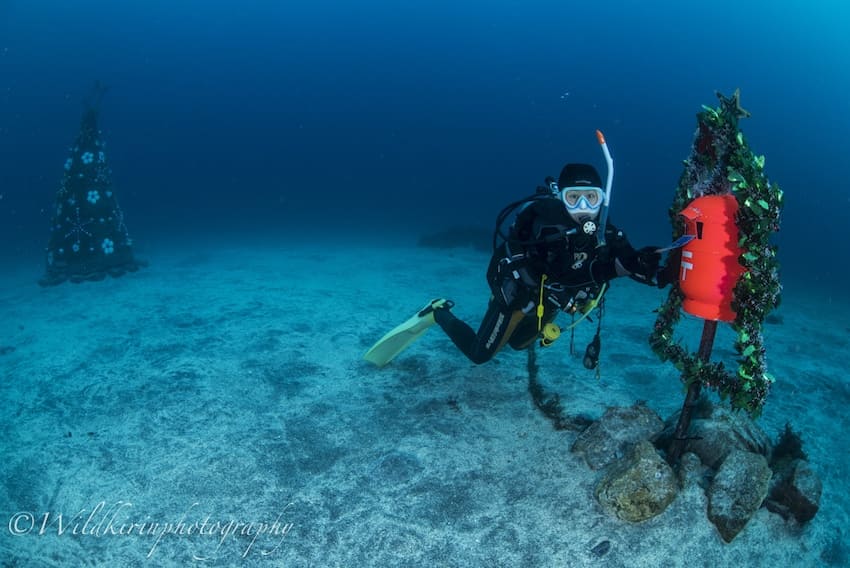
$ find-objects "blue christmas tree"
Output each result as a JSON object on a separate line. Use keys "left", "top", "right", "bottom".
{"left": 40, "top": 84, "right": 144, "bottom": 286}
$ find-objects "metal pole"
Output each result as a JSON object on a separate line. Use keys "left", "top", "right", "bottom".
{"left": 668, "top": 319, "right": 718, "bottom": 465}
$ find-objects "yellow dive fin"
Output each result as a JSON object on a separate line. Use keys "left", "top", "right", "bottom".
{"left": 364, "top": 299, "right": 451, "bottom": 367}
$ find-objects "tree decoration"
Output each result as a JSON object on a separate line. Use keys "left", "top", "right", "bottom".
{"left": 39, "top": 83, "right": 143, "bottom": 286}
{"left": 649, "top": 89, "right": 783, "bottom": 419}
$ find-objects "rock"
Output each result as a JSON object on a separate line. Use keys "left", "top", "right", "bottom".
{"left": 595, "top": 440, "right": 678, "bottom": 522}
{"left": 657, "top": 406, "right": 772, "bottom": 469}
{"left": 677, "top": 451, "right": 711, "bottom": 490}
{"left": 589, "top": 539, "right": 611, "bottom": 557}
{"left": 707, "top": 450, "right": 772, "bottom": 542}
{"left": 765, "top": 459, "right": 822, "bottom": 522}
{"left": 572, "top": 403, "right": 664, "bottom": 470}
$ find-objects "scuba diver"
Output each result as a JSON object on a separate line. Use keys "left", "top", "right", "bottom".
{"left": 365, "top": 131, "right": 671, "bottom": 368}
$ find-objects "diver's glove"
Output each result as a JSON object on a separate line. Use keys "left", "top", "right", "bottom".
{"left": 655, "top": 248, "right": 682, "bottom": 288}
{"left": 630, "top": 246, "right": 662, "bottom": 286}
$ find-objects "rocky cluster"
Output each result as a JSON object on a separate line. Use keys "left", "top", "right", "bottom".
{"left": 571, "top": 400, "right": 821, "bottom": 542}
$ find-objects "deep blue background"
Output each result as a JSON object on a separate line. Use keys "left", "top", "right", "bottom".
{"left": 2, "top": 1, "right": 848, "bottom": 292}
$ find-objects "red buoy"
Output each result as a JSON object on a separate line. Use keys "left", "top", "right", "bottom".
{"left": 678, "top": 195, "right": 745, "bottom": 322}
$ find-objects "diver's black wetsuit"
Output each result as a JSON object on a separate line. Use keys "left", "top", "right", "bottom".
{"left": 434, "top": 195, "right": 658, "bottom": 364}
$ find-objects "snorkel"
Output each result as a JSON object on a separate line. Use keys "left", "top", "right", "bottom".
{"left": 595, "top": 129, "right": 614, "bottom": 246}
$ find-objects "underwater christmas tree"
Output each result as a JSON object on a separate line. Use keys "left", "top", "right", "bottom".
{"left": 39, "top": 84, "right": 143, "bottom": 286}
{"left": 650, "top": 90, "right": 783, "bottom": 461}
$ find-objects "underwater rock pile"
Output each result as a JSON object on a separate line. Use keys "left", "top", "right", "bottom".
{"left": 39, "top": 90, "right": 143, "bottom": 286}
{"left": 568, "top": 399, "right": 822, "bottom": 542}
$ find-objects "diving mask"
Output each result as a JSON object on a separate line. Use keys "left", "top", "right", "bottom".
{"left": 560, "top": 186, "right": 603, "bottom": 221}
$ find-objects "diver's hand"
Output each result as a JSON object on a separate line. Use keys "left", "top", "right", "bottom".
{"left": 656, "top": 248, "right": 682, "bottom": 288}
{"left": 634, "top": 246, "right": 662, "bottom": 285}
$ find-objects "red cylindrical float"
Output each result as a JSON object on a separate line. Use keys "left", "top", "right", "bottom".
{"left": 678, "top": 195, "right": 745, "bottom": 322}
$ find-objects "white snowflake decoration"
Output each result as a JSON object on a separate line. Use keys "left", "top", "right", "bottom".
{"left": 101, "top": 238, "right": 114, "bottom": 254}
{"left": 64, "top": 207, "right": 93, "bottom": 250}
{"left": 113, "top": 206, "right": 129, "bottom": 237}
{"left": 87, "top": 190, "right": 100, "bottom": 204}
{"left": 81, "top": 151, "right": 94, "bottom": 165}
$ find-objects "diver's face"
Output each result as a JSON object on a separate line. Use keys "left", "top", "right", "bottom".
{"left": 561, "top": 187, "right": 603, "bottom": 221}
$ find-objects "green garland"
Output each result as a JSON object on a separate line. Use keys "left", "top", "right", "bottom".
{"left": 649, "top": 89, "right": 783, "bottom": 417}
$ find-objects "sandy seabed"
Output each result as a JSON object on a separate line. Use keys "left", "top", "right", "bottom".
{"left": 1, "top": 238, "right": 847, "bottom": 566}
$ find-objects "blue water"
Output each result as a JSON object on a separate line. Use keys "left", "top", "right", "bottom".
{"left": 2, "top": 3, "right": 850, "bottom": 564}
{"left": 2, "top": 0, "right": 849, "bottom": 288}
